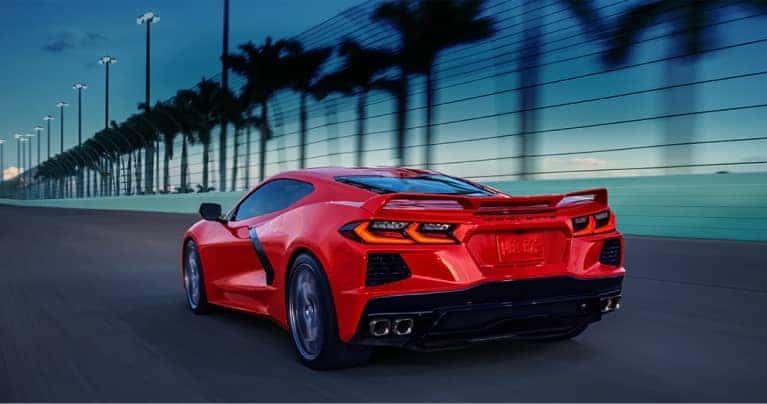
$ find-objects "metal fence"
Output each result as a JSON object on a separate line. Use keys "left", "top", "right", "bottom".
{"left": 3, "top": 0, "right": 767, "bottom": 199}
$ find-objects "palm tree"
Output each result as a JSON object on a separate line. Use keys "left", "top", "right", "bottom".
{"left": 372, "top": 0, "right": 418, "bottom": 166}
{"left": 172, "top": 89, "right": 199, "bottom": 193}
{"left": 284, "top": 42, "right": 332, "bottom": 168}
{"left": 226, "top": 37, "right": 294, "bottom": 182}
{"left": 602, "top": 0, "right": 767, "bottom": 172}
{"left": 187, "top": 78, "right": 225, "bottom": 192}
{"left": 516, "top": 0, "right": 604, "bottom": 178}
{"left": 316, "top": 38, "right": 395, "bottom": 166}
{"left": 147, "top": 101, "right": 181, "bottom": 193}
{"left": 385, "top": 0, "right": 496, "bottom": 168}
{"left": 219, "top": 88, "right": 253, "bottom": 191}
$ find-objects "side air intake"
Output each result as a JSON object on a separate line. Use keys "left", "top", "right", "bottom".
{"left": 366, "top": 253, "right": 411, "bottom": 286}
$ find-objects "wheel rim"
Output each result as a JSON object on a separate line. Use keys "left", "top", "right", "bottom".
{"left": 185, "top": 248, "right": 201, "bottom": 308}
{"left": 288, "top": 265, "right": 323, "bottom": 360}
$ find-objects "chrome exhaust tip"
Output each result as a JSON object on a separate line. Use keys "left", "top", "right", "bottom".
{"left": 393, "top": 318, "right": 414, "bottom": 336}
{"left": 369, "top": 319, "right": 391, "bottom": 337}
{"left": 600, "top": 296, "right": 622, "bottom": 313}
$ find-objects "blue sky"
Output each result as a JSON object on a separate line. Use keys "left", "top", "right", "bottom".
{"left": 0, "top": 0, "right": 362, "bottom": 178}
{"left": 1, "top": 0, "right": 766, "bottom": 184}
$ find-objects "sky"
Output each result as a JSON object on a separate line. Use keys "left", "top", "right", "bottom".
{"left": 1, "top": 0, "right": 766, "bottom": 185}
{"left": 0, "top": 0, "right": 363, "bottom": 179}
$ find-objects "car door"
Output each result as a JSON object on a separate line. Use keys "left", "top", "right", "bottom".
{"left": 213, "top": 179, "right": 315, "bottom": 302}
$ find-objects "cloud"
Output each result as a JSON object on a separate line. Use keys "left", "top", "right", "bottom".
{"left": 3, "top": 166, "right": 21, "bottom": 180}
{"left": 569, "top": 157, "right": 609, "bottom": 167}
{"left": 42, "top": 30, "right": 107, "bottom": 53}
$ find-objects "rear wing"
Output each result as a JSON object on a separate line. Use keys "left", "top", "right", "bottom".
{"left": 361, "top": 188, "right": 608, "bottom": 215}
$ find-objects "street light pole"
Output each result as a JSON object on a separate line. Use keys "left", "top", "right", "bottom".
{"left": 56, "top": 102, "right": 68, "bottom": 153}
{"left": 0, "top": 139, "right": 5, "bottom": 185}
{"left": 33, "top": 126, "right": 43, "bottom": 166}
{"left": 14, "top": 134, "right": 22, "bottom": 175}
{"left": 24, "top": 134, "right": 34, "bottom": 173}
{"left": 73, "top": 83, "right": 87, "bottom": 145}
{"left": 44, "top": 115, "right": 54, "bottom": 159}
{"left": 138, "top": 11, "right": 159, "bottom": 194}
{"left": 98, "top": 56, "right": 117, "bottom": 130}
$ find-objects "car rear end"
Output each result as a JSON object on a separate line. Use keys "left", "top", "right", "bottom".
{"left": 331, "top": 178, "right": 624, "bottom": 350}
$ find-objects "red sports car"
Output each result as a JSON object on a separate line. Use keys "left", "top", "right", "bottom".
{"left": 182, "top": 167, "right": 624, "bottom": 369}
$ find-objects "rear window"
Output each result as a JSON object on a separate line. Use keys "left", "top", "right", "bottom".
{"left": 335, "top": 175, "right": 494, "bottom": 196}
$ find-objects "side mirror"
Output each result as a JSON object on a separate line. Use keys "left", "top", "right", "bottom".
{"left": 199, "top": 203, "right": 223, "bottom": 221}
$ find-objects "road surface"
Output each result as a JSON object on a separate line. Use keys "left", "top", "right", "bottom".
{"left": 0, "top": 204, "right": 765, "bottom": 401}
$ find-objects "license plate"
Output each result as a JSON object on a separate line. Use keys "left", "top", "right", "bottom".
{"left": 497, "top": 233, "right": 545, "bottom": 264}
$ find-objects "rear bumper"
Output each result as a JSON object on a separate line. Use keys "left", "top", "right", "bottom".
{"left": 349, "top": 276, "right": 623, "bottom": 350}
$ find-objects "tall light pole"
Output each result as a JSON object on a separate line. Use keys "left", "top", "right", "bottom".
{"left": 24, "top": 134, "right": 34, "bottom": 173}
{"left": 33, "top": 126, "right": 43, "bottom": 166}
{"left": 220, "top": 0, "right": 230, "bottom": 191}
{"left": 138, "top": 11, "right": 159, "bottom": 194}
{"left": 73, "top": 83, "right": 87, "bottom": 145}
{"left": 0, "top": 139, "right": 5, "bottom": 185}
{"left": 43, "top": 115, "right": 55, "bottom": 159}
{"left": 14, "top": 134, "right": 22, "bottom": 175}
{"left": 98, "top": 56, "right": 117, "bottom": 130}
{"left": 56, "top": 102, "right": 68, "bottom": 152}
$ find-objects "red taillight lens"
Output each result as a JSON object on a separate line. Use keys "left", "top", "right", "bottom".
{"left": 572, "top": 210, "right": 615, "bottom": 236}
{"left": 340, "top": 221, "right": 458, "bottom": 244}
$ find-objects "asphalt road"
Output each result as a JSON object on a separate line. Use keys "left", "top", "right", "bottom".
{"left": 0, "top": 204, "right": 766, "bottom": 402}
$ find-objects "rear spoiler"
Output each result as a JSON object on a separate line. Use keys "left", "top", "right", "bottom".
{"left": 361, "top": 188, "right": 608, "bottom": 215}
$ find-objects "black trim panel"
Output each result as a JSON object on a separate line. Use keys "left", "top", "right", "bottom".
{"left": 352, "top": 276, "right": 624, "bottom": 349}
{"left": 249, "top": 227, "right": 275, "bottom": 285}
{"left": 365, "top": 276, "right": 623, "bottom": 313}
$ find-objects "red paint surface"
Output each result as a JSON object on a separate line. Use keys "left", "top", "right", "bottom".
{"left": 183, "top": 168, "right": 625, "bottom": 342}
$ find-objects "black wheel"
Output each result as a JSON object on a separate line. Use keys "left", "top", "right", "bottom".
{"left": 184, "top": 240, "right": 212, "bottom": 314}
{"left": 287, "top": 253, "right": 372, "bottom": 370}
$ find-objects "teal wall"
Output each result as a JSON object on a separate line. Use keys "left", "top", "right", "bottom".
{"left": 2, "top": 173, "right": 765, "bottom": 241}
{"left": 487, "top": 173, "right": 767, "bottom": 241}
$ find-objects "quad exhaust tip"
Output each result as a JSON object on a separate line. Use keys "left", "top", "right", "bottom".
{"left": 369, "top": 318, "right": 414, "bottom": 337}
{"left": 600, "top": 296, "right": 622, "bottom": 313}
{"left": 393, "top": 318, "right": 414, "bottom": 336}
{"left": 369, "top": 319, "right": 391, "bottom": 337}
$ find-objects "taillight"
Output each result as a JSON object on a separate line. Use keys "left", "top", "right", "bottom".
{"left": 572, "top": 210, "right": 615, "bottom": 236}
{"left": 340, "top": 221, "right": 458, "bottom": 244}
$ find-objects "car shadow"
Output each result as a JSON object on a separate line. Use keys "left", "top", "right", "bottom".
{"left": 120, "top": 297, "right": 594, "bottom": 376}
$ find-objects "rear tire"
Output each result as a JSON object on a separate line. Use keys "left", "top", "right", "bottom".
{"left": 287, "top": 253, "right": 372, "bottom": 370}
{"left": 184, "top": 240, "right": 212, "bottom": 314}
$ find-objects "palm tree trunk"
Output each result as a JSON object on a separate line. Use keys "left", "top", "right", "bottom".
{"left": 115, "top": 157, "right": 121, "bottom": 196}
{"left": 127, "top": 153, "right": 132, "bottom": 195}
{"left": 219, "top": 123, "right": 228, "bottom": 192}
{"left": 258, "top": 128, "right": 267, "bottom": 182}
{"left": 519, "top": 0, "right": 541, "bottom": 179}
{"left": 245, "top": 125, "right": 252, "bottom": 188}
{"left": 145, "top": 141, "right": 154, "bottom": 193}
{"left": 135, "top": 150, "right": 142, "bottom": 194}
{"left": 181, "top": 135, "right": 189, "bottom": 192}
{"left": 163, "top": 144, "right": 171, "bottom": 193}
{"left": 662, "top": 57, "right": 697, "bottom": 173}
{"left": 395, "top": 74, "right": 409, "bottom": 166}
{"left": 356, "top": 91, "right": 367, "bottom": 167}
{"left": 299, "top": 92, "right": 308, "bottom": 169}
{"left": 259, "top": 101, "right": 270, "bottom": 182}
{"left": 231, "top": 127, "right": 239, "bottom": 192}
{"left": 424, "top": 66, "right": 436, "bottom": 168}
{"left": 202, "top": 139, "right": 210, "bottom": 192}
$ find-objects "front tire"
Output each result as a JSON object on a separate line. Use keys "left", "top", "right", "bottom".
{"left": 184, "top": 240, "right": 211, "bottom": 314}
{"left": 287, "top": 253, "right": 372, "bottom": 370}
